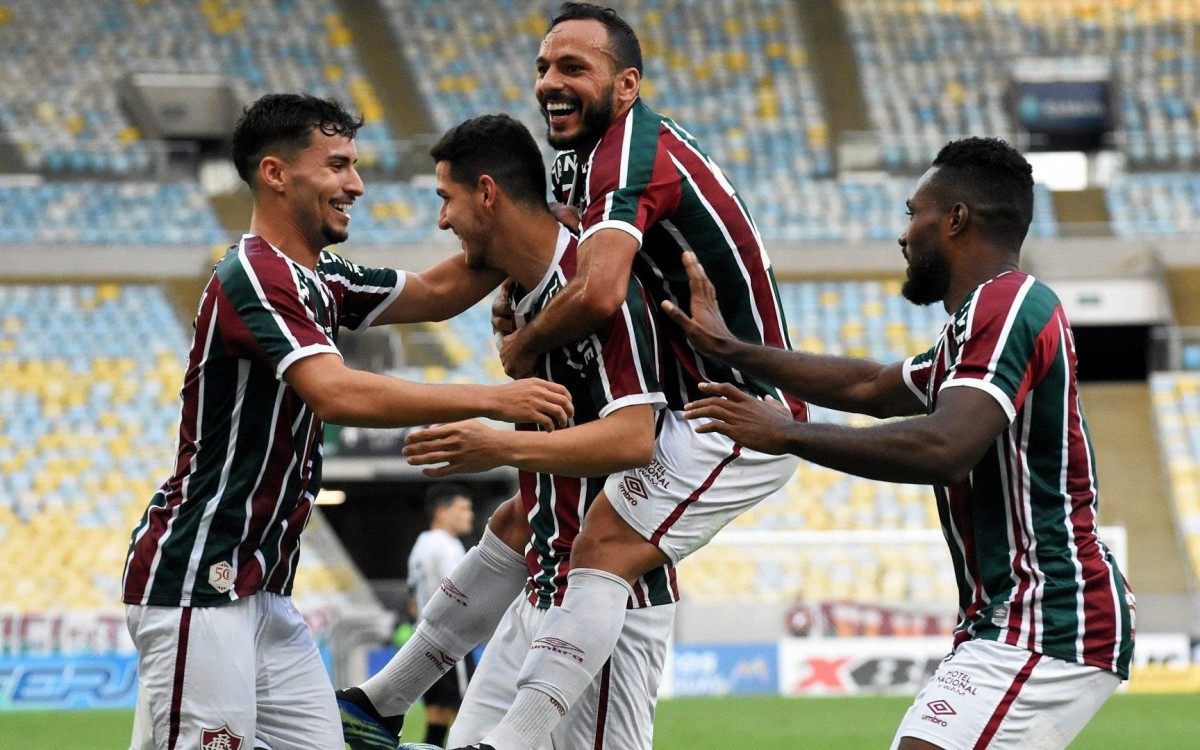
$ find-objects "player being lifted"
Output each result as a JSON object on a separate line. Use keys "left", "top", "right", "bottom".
{"left": 121, "top": 95, "right": 571, "bottom": 750}
{"left": 666, "top": 137, "right": 1135, "bottom": 750}
{"left": 338, "top": 114, "right": 677, "bottom": 750}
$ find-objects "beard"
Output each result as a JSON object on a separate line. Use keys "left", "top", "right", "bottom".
{"left": 321, "top": 221, "right": 349, "bottom": 247}
{"left": 901, "top": 245, "right": 952, "bottom": 305}
{"left": 544, "top": 85, "right": 616, "bottom": 151}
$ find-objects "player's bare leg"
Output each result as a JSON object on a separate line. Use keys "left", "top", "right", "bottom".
{"left": 480, "top": 492, "right": 667, "bottom": 750}
{"left": 340, "top": 497, "right": 530, "bottom": 749}
{"left": 897, "top": 738, "right": 944, "bottom": 749}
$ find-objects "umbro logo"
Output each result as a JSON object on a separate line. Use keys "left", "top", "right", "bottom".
{"left": 532, "top": 637, "right": 585, "bottom": 663}
{"left": 619, "top": 477, "right": 648, "bottom": 505}
{"left": 927, "top": 699, "right": 956, "bottom": 716}
{"left": 440, "top": 579, "right": 468, "bottom": 606}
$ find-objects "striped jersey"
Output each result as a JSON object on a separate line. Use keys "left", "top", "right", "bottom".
{"left": 513, "top": 227, "right": 677, "bottom": 609}
{"left": 902, "top": 272, "right": 1135, "bottom": 677}
{"left": 551, "top": 97, "right": 807, "bottom": 421}
{"left": 123, "top": 235, "right": 403, "bottom": 608}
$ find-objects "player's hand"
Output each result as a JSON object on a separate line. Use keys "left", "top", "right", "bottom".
{"left": 660, "top": 251, "right": 739, "bottom": 361}
{"left": 487, "top": 378, "right": 572, "bottom": 430}
{"left": 498, "top": 330, "right": 538, "bottom": 380}
{"left": 404, "top": 420, "right": 507, "bottom": 477}
{"left": 683, "top": 382, "right": 796, "bottom": 455}
{"left": 550, "top": 201, "right": 581, "bottom": 234}
{"left": 491, "top": 279, "right": 516, "bottom": 338}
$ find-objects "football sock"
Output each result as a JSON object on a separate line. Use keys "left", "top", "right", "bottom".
{"left": 361, "top": 527, "right": 527, "bottom": 717}
{"left": 484, "top": 568, "right": 632, "bottom": 750}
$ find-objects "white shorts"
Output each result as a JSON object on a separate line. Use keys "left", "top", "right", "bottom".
{"left": 605, "top": 409, "right": 799, "bottom": 564}
{"left": 891, "top": 639, "right": 1120, "bottom": 750}
{"left": 126, "top": 592, "right": 340, "bottom": 750}
{"left": 448, "top": 597, "right": 675, "bottom": 750}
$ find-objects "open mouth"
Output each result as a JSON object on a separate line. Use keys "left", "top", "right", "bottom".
{"left": 331, "top": 199, "right": 353, "bottom": 220}
{"left": 543, "top": 99, "right": 580, "bottom": 126}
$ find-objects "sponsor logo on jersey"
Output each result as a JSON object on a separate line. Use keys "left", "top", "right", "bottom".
{"left": 207, "top": 561, "right": 235, "bottom": 594}
{"left": 991, "top": 604, "right": 1009, "bottom": 627}
{"left": 531, "top": 637, "right": 585, "bottom": 663}
{"left": 201, "top": 725, "right": 243, "bottom": 750}
{"left": 618, "top": 477, "right": 648, "bottom": 506}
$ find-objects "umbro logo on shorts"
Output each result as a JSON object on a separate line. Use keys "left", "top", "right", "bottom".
{"left": 927, "top": 699, "right": 956, "bottom": 716}
{"left": 619, "top": 477, "right": 648, "bottom": 505}
{"left": 201, "top": 725, "right": 244, "bottom": 750}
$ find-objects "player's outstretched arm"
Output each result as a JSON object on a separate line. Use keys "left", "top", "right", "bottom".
{"left": 404, "top": 404, "right": 656, "bottom": 478}
{"left": 686, "top": 383, "right": 1006, "bottom": 485}
{"left": 285, "top": 353, "right": 572, "bottom": 430}
{"left": 498, "top": 228, "right": 640, "bottom": 378}
{"left": 373, "top": 253, "right": 506, "bottom": 325}
{"left": 662, "top": 251, "right": 920, "bottom": 418}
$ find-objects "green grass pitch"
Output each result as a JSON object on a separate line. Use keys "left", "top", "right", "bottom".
{"left": 2, "top": 693, "right": 1196, "bottom": 748}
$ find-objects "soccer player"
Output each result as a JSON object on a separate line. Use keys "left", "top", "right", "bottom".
{"left": 466, "top": 5, "right": 804, "bottom": 748}
{"left": 406, "top": 485, "right": 476, "bottom": 747}
{"left": 665, "top": 138, "right": 1135, "bottom": 750}
{"left": 338, "top": 113, "right": 676, "bottom": 750}
{"left": 121, "top": 94, "right": 572, "bottom": 750}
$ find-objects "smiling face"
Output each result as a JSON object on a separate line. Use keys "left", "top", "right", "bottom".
{"left": 435, "top": 160, "right": 490, "bottom": 269}
{"left": 898, "top": 168, "right": 953, "bottom": 306}
{"left": 284, "top": 129, "right": 363, "bottom": 249}
{"left": 535, "top": 19, "right": 624, "bottom": 151}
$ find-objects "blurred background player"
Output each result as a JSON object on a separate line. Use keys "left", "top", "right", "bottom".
{"left": 407, "top": 484, "right": 476, "bottom": 747}
{"left": 665, "top": 137, "right": 1135, "bottom": 750}
{"left": 339, "top": 113, "right": 675, "bottom": 750}
{"left": 122, "top": 94, "right": 573, "bottom": 750}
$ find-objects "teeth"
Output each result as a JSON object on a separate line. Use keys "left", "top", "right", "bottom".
{"left": 546, "top": 102, "right": 575, "bottom": 113}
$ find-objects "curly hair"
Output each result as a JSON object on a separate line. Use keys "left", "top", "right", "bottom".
{"left": 930, "top": 137, "right": 1035, "bottom": 248}
{"left": 232, "top": 93, "right": 364, "bottom": 186}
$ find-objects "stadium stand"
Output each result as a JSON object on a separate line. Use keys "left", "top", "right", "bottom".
{"left": 1108, "top": 173, "right": 1200, "bottom": 236}
{"left": 1152, "top": 372, "right": 1200, "bottom": 587}
{"left": 0, "top": 0, "right": 393, "bottom": 174}
{"left": 0, "top": 181, "right": 226, "bottom": 244}
{"left": 843, "top": 0, "right": 1200, "bottom": 170}
{"left": 0, "top": 283, "right": 367, "bottom": 614}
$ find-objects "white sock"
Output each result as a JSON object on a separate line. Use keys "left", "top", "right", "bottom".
{"left": 360, "top": 526, "right": 527, "bottom": 717}
{"left": 484, "top": 568, "right": 632, "bottom": 750}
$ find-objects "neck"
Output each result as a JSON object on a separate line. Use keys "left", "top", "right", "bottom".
{"left": 943, "top": 245, "right": 1021, "bottom": 313}
{"left": 489, "top": 205, "right": 562, "bottom": 291}
{"left": 249, "top": 203, "right": 321, "bottom": 270}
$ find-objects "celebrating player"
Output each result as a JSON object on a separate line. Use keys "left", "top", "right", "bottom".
{"left": 337, "top": 113, "right": 676, "bottom": 750}
{"left": 459, "top": 4, "right": 806, "bottom": 749}
{"left": 121, "top": 94, "right": 572, "bottom": 750}
{"left": 665, "top": 137, "right": 1135, "bottom": 750}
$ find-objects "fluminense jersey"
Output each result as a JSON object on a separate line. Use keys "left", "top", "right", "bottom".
{"left": 902, "top": 271, "right": 1135, "bottom": 677}
{"left": 512, "top": 227, "right": 677, "bottom": 609}
{"left": 123, "top": 235, "right": 403, "bottom": 608}
{"left": 550, "top": 98, "right": 807, "bottom": 421}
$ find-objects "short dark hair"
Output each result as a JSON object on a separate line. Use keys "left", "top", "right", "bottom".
{"left": 231, "top": 93, "right": 364, "bottom": 186}
{"left": 549, "top": 2, "right": 643, "bottom": 75}
{"left": 424, "top": 483, "right": 470, "bottom": 518}
{"left": 430, "top": 114, "right": 548, "bottom": 208}
{"left": 929, "top": 137, "right": 1035, "bottom": 248}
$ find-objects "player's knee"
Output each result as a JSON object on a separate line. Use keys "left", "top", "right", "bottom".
{"left": 486, "top": 496, "right": 529, "bottom": 553}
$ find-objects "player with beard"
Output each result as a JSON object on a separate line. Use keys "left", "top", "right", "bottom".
{"left": 465, "top": 4, "right": 805, "bottom": 750}
{"left": 663, "top": 137, "right": 1135, "bottom": 750}
{"left": 121, "top": 95, "right": 573, "bottom": 750}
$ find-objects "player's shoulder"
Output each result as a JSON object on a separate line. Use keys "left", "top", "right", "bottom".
{"left": 957, "top": 272, "right": 1059, "bottom": 334}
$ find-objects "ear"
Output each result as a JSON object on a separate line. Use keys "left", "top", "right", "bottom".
{"left": 615, "top": 66, "right": 640, "bottom": 107}
{"left": 258, "top": 156, "right": 287, "bottom": 194}
{"left": 948, "top": 202, "right": 969, "bottom": 237}
{"left": 477, "top": 174, "right": 499, "bottom": 209}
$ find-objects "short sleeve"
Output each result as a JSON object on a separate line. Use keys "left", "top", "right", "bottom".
{"left": 319, "top": 251, "right": 404, "bottom": 331}
{"left": 216, "top": 250, "right": 340, "bottom": 379}
{"left": 940, "top": 277, "right": 1055, "bottom": 423}
{"left": 578, "top": 111, "right": 681, "bottom": 247}
{"left": 902, "top": 346, "right": 937, "bottom": 407}
{"left": 595, "top": 278, "right": 667, "bottom": 418}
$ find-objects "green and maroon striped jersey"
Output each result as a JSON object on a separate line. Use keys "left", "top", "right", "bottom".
{"left": 123, "top": 235, "right": 402, "bottom": 608}
{"left": 555, "top": 98, "right": 807, "bottom": 421}
{"left": 903, "top": 272, "right": 1135, "bottom": 677}
{"left": 513, "top": 227, "right": 677, "bottom": 609}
